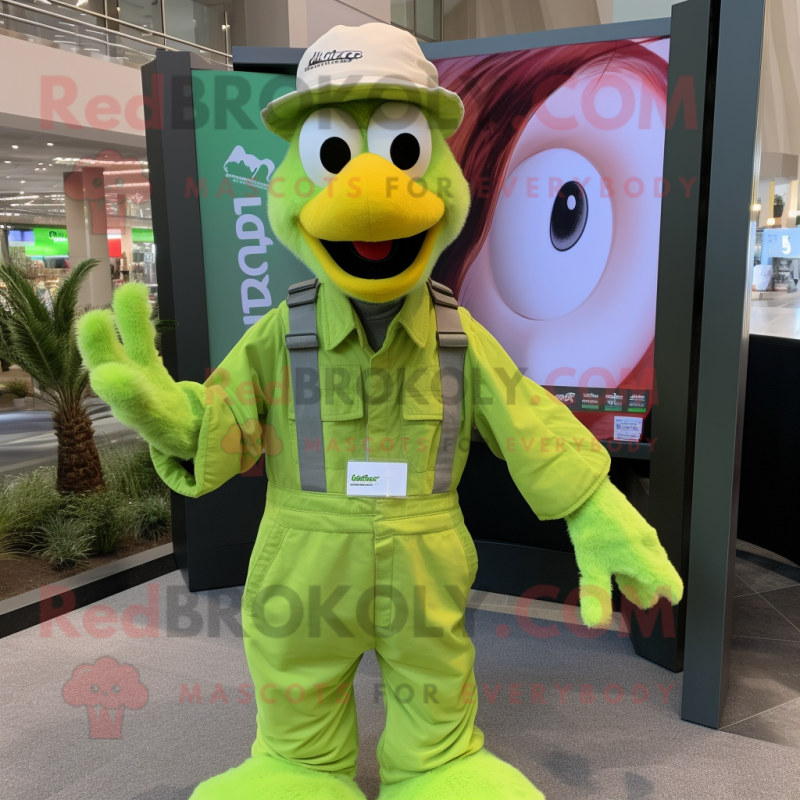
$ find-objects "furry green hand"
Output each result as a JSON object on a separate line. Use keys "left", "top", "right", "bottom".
{"left": 565, "top": 477, "right": 684, "bottom": 628}
{"left": 77, "top": 283, "right": 204, "bottom": 461}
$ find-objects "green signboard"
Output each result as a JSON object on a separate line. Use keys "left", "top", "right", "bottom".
{"left": 192, "top": 71, "right": 311, "bottom": 367}
{"left": 27, "top": 226, "right": 69, "bottom": 257}
{"left": 132, "top": 227, "right": 154, "bottom": 243}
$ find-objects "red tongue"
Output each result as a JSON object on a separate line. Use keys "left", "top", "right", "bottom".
{"left": 353, "top": 240, "right": 392, "bottom": 261}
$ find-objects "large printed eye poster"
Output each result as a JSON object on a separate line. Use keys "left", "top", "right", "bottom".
{"left": 433, "top": 37, "right": 670, "bottom": 443}
{"left": 192, "top": 71, "right": 311, "bottom": 367}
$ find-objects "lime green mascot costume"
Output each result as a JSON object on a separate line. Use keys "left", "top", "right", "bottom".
{"left": 77, "top": 22, "right": 683, "bottom": 800}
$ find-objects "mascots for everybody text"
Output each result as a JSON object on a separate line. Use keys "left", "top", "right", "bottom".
{"left": 78, "top": 23, "right": 683, "bottom": 800}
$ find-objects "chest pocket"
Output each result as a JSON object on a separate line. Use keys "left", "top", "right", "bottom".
{"left": 289, "top": 364, "right": 364, "bottom": 469}
{"left": 401, "top": 365, "right": 444, "bottom": 474}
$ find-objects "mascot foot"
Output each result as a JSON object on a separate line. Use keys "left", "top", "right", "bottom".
{"left": 378, "top": 749, "right": 545, "bottom": 800}
{"left": 189, "top": 755, "right": 365, "bottom": 800}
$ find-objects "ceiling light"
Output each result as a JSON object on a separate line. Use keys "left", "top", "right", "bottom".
{"left": 11, "top": 145, "right": 18, "bottom": 149}
{"left": 38, "top": 163, "right": 43, "bottom": 166}
{"left": 47, "top": 142, "right": 54, "bottom": 147}
{"left": 3, "top": 161, "right": 9, "bottom": 164}
{"left": 20, "top": 181, "right": 25, "bottom": 184}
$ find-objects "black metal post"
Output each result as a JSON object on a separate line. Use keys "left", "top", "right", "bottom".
{"left": 681, "top": 0, "right": 767, "bottom": 728}
{"left": 639, "top": 0, "right": 719, "bottom": 672}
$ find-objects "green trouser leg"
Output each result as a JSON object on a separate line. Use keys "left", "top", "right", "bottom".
{"left": 240, "top": 485, "right": 483, "bottom": 785}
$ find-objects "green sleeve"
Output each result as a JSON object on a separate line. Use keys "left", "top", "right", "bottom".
{"left": 151, "top": 307, "right": 284, "bottom": 498}
{"left": 465, "top": 312, "right": 610, "bottom": 520}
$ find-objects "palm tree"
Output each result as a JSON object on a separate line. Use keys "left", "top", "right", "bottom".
{"left": 0, "top": 260, "right": 104, "bottom": 494}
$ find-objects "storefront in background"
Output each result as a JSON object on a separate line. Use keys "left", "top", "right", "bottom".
{"left": 6, "top": 226, "right": 71, "bottom": 305}
{"left": 6, "top": 224, "right": 156, "bottom": 305}
{"left": 131, "top": 227, "right": 157, "bottom": 288}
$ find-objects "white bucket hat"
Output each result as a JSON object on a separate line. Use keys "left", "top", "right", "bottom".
{"left": 261, "top": 22, "right": 464, "bottom": 141}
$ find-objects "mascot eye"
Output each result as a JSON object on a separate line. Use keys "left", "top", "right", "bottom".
{"left": 299, "top": 108, "right": 362, "bottom": 187}
{"left": 489, "top": 148, "right": 612, "bottom": 321}
{"left": 551, "top": 180, "right": 589, "bottom": 252}
{"left": 319, "top": 138, "right": 351, "bottom": 174}
{"left": 111, "top": 684, "right": 121, "bottom": 694}
{"left": 367, "top": 102, "right": 432, "bottom": 180}
{"left": 90, "top": 684, "right": 99, "bottom": 694}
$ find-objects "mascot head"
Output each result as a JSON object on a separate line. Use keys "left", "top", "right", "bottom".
{"left": 262, "top": 23, "right": 470, "bottom": 303}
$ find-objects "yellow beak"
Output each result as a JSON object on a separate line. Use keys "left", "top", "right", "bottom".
{"left": 299, "top": 153, "right": 445, "bottom": 242}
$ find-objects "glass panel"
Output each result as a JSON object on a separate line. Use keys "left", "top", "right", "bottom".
{"left": 416, "top": 0, "right": 441, "bottom": 41}
{"left": 118, "top": 0, "right": 164, "bottom": 33}
{"left": 748, "top": 0, "right": 800, "bottom": 339}
{"left": 0, "top": 0, "right": 156, "bottom": 66}
{"left": 164, "top": 0, "right": 227, "bottom": 52}
{"left": 391, "top": 0, "right": 414, "bottom": 32}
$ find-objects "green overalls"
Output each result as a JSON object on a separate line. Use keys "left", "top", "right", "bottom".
{"left": 151, "top": 279, "right": 610, "bottom": 785}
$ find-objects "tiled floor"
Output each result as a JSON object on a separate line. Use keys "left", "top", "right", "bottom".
{"left": 5, "top": 570, "right": 800, "bottom": 799}
{"left": 468, "top": 540, "right": 800, "bottom": 750}
{"left": 721, "top": 539, "right": 800, "bottom": 748}
{"left": 466, "top": 588, "right": 629, "bottom": 633}
{"left": 751, "top": 293, "right": 800, "bottom": 339}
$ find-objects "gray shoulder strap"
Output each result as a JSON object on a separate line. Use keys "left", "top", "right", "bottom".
{"left": 286, "top": 278, "right": 326, "bottom": 493}
{"left": 428, "top": 279, "right": 468, "bottom": 494}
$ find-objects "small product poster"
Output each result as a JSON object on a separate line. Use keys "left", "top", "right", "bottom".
{"left": 579, "top": 390, "right": 602, "bottom": 411}
{"left": 604, "top": 390, "right": 626, "bottom": 412}
{"left": 614, "top": 416, "right": 644, "bottom": 442}
{"left": 627, "top": 390, "right": 649, "bottom": 413}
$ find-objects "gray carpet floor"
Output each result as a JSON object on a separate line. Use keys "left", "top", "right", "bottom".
{"left": 1, "top": 570, "right": 798, "bottom": 800}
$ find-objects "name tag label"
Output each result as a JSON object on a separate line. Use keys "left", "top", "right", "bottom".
{"left": 347, "top": 461, "right": 408, "bottom": 497}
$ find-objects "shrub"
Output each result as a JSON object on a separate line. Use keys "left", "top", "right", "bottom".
{"left": 0, "top": 528, "right": 16, "bottom": 562}
{"left": 39, "top": 515, "right": 93, "bottom": 569}
{"left": 100, "top": 443, "right": 167, "bottom": 500}
{"left": 62, "top": 490, "right": 124, "bottom": 555}
{"left": 1, "top": 378, "right": 30, "bottom": 399}
{"left": 120, "top": 494, "right": 171, "bottom": 541}
{"left": 0, "top": 467, "right": 61, "bottom": 549}
{"left": 0, "top": 443, "right": 170, "bottom": 571}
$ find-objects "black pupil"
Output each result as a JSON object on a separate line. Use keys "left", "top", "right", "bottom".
{"left": 390, "top": 133, "right": 420, "bottom": 171}
{"left": 550, "top": 181, "right": 589, "bottom": 252}
{"left": 320, "top": 137, "right": 351, "bottom": 174}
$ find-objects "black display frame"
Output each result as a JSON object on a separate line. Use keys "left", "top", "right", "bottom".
{"left": 679, "top": 0, "right": 768, "bottom": 730}
{"left": 141, "top": 10, "right": 742, "bottom": 682}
